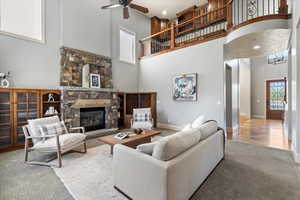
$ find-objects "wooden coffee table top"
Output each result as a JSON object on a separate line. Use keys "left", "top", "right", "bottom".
{"left": 98, "top": 129, "right": 161, "bottom": 146}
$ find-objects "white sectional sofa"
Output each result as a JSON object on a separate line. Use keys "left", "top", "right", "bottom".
{"left": 113, "top": 121, "right": 225, "bottom": 200}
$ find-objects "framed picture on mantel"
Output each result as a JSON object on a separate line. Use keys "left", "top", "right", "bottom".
{"left": 90, "top": 74, "right": 101, "bottom": 89}
{"left": 173, "top": 73, "right": 197, "bottom": 101}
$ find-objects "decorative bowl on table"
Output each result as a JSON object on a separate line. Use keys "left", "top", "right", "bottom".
{"left": 133, "top": 128, "right": 143, "bottom": 135}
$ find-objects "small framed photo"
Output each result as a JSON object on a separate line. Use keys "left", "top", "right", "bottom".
{"left": 90, "top": 74, "right": 101, "bottom": 88}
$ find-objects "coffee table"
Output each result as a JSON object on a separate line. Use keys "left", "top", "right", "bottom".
{"left": 98, "top": 129, "right": 161, "bottom": 154}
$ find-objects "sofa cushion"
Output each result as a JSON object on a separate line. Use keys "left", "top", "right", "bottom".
{"left": 191, "top": 115, "right": 206, "bottom": 129}
{"left": 33, "top": 133, "right": 86, "bottom": 151}
{"left": 152, "top": 129, "right": 201, "bottom": 161}
{"left": 199, "top": 121, "right": 218, "bottom": 140}
{"left": 28, "top": 116, "right": 61, "bottom": 144}
{"left": 132, "top": 121, "right": 153, "bottom": 129}
{"left": 136, "top": 142, "right": 157, "bottom": 155}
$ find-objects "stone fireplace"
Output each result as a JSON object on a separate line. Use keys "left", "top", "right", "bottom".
{"left": 61, "top": 89, "right": 119, "bottom": 131}
{"left": 80, "top": 107, "right": 106, "bottom": 132}
{"left": 59, "top": 47, "right": 119, "bottom": 132}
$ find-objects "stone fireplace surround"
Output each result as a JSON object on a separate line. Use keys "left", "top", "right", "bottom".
{"left": 61, "top": 88, "right": 119, "bottom": 132}
{"left": 59, "top": 47, "right": 119, "bottom": 133}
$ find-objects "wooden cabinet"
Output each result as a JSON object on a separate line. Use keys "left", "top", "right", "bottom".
{"left": 0, "top": 89, "right": 61, "bottom": 151}
{"left": 121, "top": 92, "right": 157, "bottom": 128}
{"left": 0, "top": 89, "right": 13, "bottom": 148}
{"left": 13, "top": 89, "right": 40, "bottom": 145}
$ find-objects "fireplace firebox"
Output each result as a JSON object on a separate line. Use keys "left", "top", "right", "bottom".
{"left": 80, "top": 107, "right": 106, "bottom": 132}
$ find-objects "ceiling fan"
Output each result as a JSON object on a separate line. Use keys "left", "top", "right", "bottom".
{"left": 102, "top": 0, "right": 149, "bottom": 19}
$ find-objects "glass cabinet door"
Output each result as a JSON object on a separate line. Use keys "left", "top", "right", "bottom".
{"left": 14, "top": 90, "right": 39, "bottom": 144}
{"left": 0, "top": 90, "right": 13, "bottom": 148}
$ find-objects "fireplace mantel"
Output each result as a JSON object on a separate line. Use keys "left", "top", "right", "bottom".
{"left": 59, "top": 86, "right": 118, "bottom": 92}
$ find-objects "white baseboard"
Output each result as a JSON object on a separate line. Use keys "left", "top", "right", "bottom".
{"left": 292, "top": 143, "right": 300, "bottom": 163}
{"left": 294, "top": 152, "right": 300, "bottom": 163}
{"left": 251, "top": 115, "right": 265, "bottom": 119}
{"left": 157, "top": 123, "right": 181, "bottom": 131}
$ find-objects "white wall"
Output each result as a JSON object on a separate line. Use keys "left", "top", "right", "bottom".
{"left": 251, "top": 56, "right": 288, "bottom": 118}
{"left": 0, "top": 0, "right": 150, "bottom": 90}
{"left": 239, "top": 58, "right": 251, "bottom": 118}
{"left": 111, "top": 8, "right": 150, "bottom": 92}
{"left": 61, "top": 0, "right": 111, "bottom": 57}
{"left": 291, "top": 0, "right": 300, "bottom": 161}
{"left": 0, "top": 0, "right": 61, "bottom": 88}
{"left": 139, "top": 38, "right": 226, "bottom": 128}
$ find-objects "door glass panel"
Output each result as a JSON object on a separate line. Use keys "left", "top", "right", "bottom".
{"left": 269, "top": 81, "right": 285, "bottom": 110}
{"left": 0, "top": 91, "right": 11, "bottom": 147}
{"left": 17, "top": 127, "right": 25, "bottom": 143}
{"left": 28, "top": 93, "right": 37, "bottom": 102}
{"left": 0, "top": 92, "right": 10, "bottom": 103}
{"left": 17, "top": 92, "right": 27, "bottom": 103}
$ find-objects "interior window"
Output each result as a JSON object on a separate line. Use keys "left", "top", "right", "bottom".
{"left": 119, "top": 28, "right": 136, "bottom": 64}
{"left": 0, "top": 0, "right": 45, "bottom": 42}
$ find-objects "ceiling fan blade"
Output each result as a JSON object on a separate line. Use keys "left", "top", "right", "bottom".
{"left": 124, "top": 7, "right": 129, "bottom": 19}
{"left": 101, "top": 3, "right": 121, "bottom": 9}
{"left": 129, "top": 3, "right": 149, "bottom": 14}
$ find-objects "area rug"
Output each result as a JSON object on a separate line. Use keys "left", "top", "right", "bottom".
{"left": 53, "top": 141, "right": 300, "bottom": 200}
{"left": 53, "top": 145, "right": 126, "bottom": 200}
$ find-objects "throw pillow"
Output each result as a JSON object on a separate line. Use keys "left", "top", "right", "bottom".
{"left": 182, "top": 123, "right": 192, "bottom": 131}
{"left": 191, "top": 115, "right": 206, "bottom": 129}
{"left": 134, "top": 113, "right": 150, "bottom": 122}
{"left": 136, "top": 142, "right": 157, "bottom": 155}
{"left": 39, "top": 122, "right": 68, "bottom": 142}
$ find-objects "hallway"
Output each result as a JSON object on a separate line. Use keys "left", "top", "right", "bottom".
{"left": 227, "top": 118, "right": 291, "bottom": 151}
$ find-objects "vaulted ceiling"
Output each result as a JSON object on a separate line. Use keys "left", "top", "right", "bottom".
{"left": 132, "top": 0, "right": 208, "bottom": 19}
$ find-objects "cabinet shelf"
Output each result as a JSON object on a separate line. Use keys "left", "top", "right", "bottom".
{"left": 43, "top": 113, "right": 61, "bottom": 117}
{"left": 43, "top": 101, "right": 61, "bottom": 104}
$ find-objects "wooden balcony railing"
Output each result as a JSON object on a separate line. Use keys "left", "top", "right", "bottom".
{"left": 140, "top": 0, "right": 289, "bottom": 58}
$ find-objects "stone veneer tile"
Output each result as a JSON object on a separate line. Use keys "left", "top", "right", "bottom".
{"left": 60, "top": 47, "right": 113, "bottom": 88}
{"left": 61, "top": 90, "right": 119, "bottom": 130}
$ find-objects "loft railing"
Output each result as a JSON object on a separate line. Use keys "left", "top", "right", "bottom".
{"left": 140, "top": 0, "right": 289, "bottom": 58}
{"left": 231, "top": 0, "right": 288, "bottom": 25}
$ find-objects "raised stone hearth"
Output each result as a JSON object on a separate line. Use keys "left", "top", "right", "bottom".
{"left": 61, "top": 89, "right": 119, "bottom": 131}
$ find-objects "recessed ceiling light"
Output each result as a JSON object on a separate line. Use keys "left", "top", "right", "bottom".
{"left": 162, "top": 10, "right": 167, "bottom": 16}
{"left": 253, "top": 45, "right": 261, "bottom": 50}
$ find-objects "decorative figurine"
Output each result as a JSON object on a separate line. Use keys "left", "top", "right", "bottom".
{"left": 0, "top": 72, "right": 10, "bottom": 88}
{"left": 48, "top": 93, "right": 55, "bottom": 102}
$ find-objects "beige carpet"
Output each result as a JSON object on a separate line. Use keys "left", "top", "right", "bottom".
{"left": 52, "top": 141, "right": 300, "bottom": 200}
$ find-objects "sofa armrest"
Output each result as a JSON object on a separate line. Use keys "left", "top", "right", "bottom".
{"left": 113, "top": 144, "right": 168, "bottom": 200}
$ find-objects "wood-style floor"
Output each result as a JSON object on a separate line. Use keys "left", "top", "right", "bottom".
{"left": 227, "top": 117, "right": 291, "bottom": 151}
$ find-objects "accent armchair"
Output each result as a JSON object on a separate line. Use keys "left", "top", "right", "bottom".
{"left": 131, "top": 108, "right": 154, "bottom": 130}
{"left": 22, "top": 116, "right": 87, "bottom": 168}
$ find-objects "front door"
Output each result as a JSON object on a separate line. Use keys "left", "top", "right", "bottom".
{"left": 266, "top": 79, "right": 286, "bottom": 120}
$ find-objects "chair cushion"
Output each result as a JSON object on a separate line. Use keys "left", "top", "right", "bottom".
{"left": 199, "top": 121, "right": 218, "bottom": 140}
{"left": 191, "top": 115, "right": 206, "bottom": 129}
{"left": 136, "top": 142, "right": 157, "bottom": 155}
{"left": 39, "top": 122, "right": 68, "bottom": 142}
{"left": 132, "top": 121, "right": 153, "bottom": 129}
{"left": 33, "top": 133, "right": 86, "bottom": 151}
{"left": 28, "top": 116, "right": 60, "bottom": 144}
{"left": 133, "top": 108, "right": 152, "bottom": 122}
{"left": 152, "top": 129, "right": 201, "bottom": 161}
